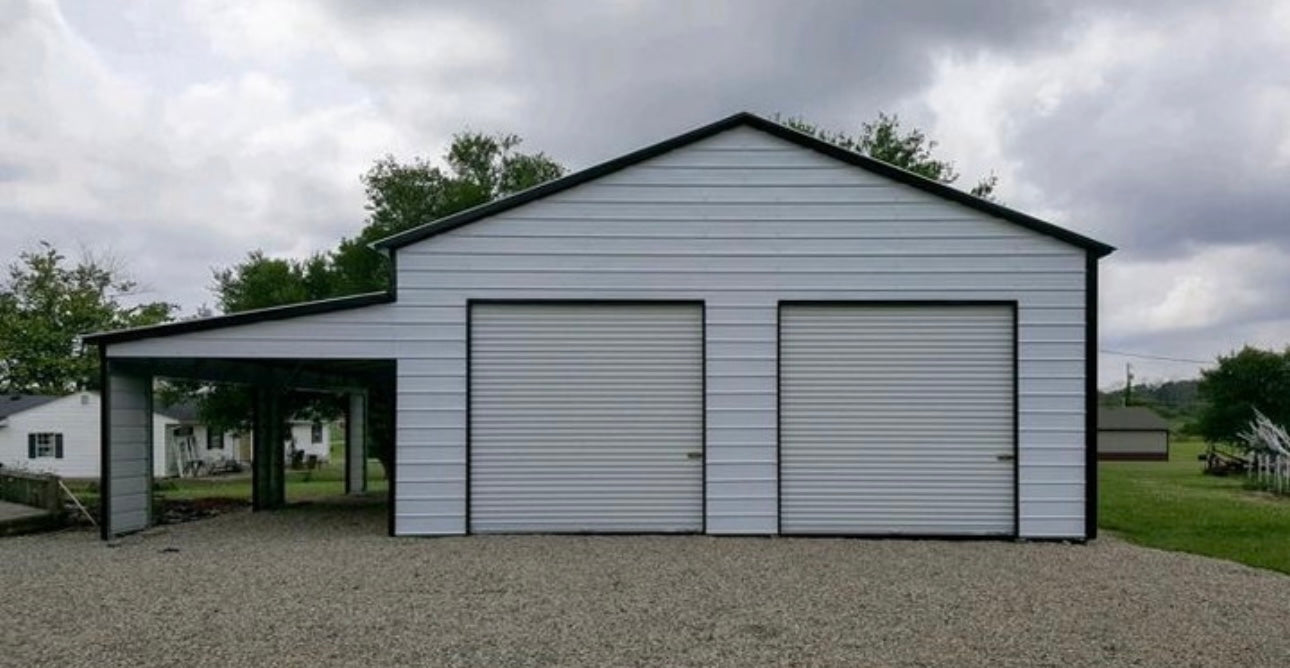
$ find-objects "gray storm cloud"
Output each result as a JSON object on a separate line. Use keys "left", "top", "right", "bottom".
{"left": 3, "top": 0, "right": 1287, "bottom": 385}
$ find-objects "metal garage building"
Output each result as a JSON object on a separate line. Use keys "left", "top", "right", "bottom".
{"left": 87, "top": 112, "right": 1114, "bottom": 541}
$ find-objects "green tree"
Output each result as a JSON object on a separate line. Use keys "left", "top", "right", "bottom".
{"left": 212, "top": 132, "right": 564, "bottom": 305}
{"left": 0, "top": 242, "right": 176, "bottom": 394}
{"left": 1100, "top": 378, "right": 1202, "bottom": 424}
{"left": 212, "top": 251, "right": 338, "bottom": 313}
{"left": 202, "top": 131, "right": 563, "bottom": 476}
{"left": 331, "top": 132, "right": 565, "bottom": 295}
{"left": 1195, "top": 346, "right": 1290, "bottom": 445}
{"left": 779, "top": 112, "right": 999, "bottom": 199}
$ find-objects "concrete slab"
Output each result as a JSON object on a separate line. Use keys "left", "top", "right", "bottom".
{"left": 0, "top": 500, "right": 47, "bottom": 521}
{"left": 0, "top": 500, "right": 61, "bottom": 536}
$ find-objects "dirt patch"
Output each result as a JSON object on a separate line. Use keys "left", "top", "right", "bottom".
{"left": 155, "top": 497, "right": 249, "bottom": 525}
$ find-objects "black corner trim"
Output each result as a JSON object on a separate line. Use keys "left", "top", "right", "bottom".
{"left": 1085, "top": 252, "right": 1100, "bottom": 540}
{"left": 99, "top": 350, "right": 111, "bottom": 541}
{"left": 83, "top": 292, "right": 394, "bottom": 346}
{"left": 388, "top": 365, "right": 398, "bottom": 537}
{"left": 371, "top": 112, "right": 1115, "bottom": 258}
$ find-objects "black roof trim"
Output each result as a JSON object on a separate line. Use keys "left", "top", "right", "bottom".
{"left": 371, "top": 111, "right": 1115, "bottom": 257}
{"left": 84, "top": 292, "right": 394, "bottom": 346}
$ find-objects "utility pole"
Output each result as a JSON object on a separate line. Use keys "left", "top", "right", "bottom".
{"left": 1124, "top": 363, "right": 1134, "bottom": 407}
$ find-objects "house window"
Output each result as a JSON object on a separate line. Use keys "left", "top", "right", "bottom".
{"left": 207, "top": 429, "right": 224, "bottom": 450}
{"left": 311, "top": 422, "right": 324, "bottom": 445}
{"left": 28, "top": 433, "right": 64, "bottom": 459}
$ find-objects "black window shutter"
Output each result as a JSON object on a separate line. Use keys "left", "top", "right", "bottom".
{"left": 28, "top": 434, "right": 36, "bottom": 459}
{"left": 55, "top": 434, "right": 64, "bottom": 459}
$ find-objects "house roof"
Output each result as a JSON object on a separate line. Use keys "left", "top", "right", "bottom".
{"left": 0, "top": 394, "right": 58, "bottom": 420}
{"left": 156, "top": 401, "right": 199, "bottom": 422}
{"left": 371, "top": 111, "right": 1116, "bottom": 257}
{"left": 1098, "top": 406, "right": 1170, "bottom": 431}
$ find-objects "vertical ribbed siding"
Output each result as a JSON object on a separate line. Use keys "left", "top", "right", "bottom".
{"left": 469, "top": 303, "right": 704, "bottom": 532}
{"left": 779, "top": 305, "right": 1015, "bottom": 535}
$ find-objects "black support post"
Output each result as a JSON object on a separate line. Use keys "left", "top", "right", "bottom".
{"left": 252, "top": 386, "right": 286, "bottom": 510}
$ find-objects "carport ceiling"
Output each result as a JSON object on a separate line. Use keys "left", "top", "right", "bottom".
{"left": 109, "top": 357, "right": 395, "bottom": 391}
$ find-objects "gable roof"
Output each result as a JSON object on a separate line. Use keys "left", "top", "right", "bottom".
{"left": 1098, "top": 406, "right": 1170, "bottom": 431}
{"left": 0, "top": 394, "right": 59, "bottom": 420}
{"left": 371, "top": 111, "right": 1115, "bottom": 257}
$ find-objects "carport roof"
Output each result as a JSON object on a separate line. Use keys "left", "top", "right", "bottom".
{"left": 83, "top": 291, "right": 392, "bottom": 346}
{"left": 371, "top": 111, "right": 1116, "bottom": 257}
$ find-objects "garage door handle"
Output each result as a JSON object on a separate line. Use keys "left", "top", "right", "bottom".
{"left": 997, "top": 454, "right": 1015, "bottom": 462}
{"left": 686, "top": 452, "right": 704, "bottom": 460}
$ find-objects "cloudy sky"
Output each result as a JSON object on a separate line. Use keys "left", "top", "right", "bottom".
{"left": 4, "top": 0, "right": 1289, "bottom": 387}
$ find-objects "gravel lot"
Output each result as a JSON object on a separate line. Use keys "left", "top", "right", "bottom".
{"left": 3, "top": 498, "right": 1289, "bottom": 667}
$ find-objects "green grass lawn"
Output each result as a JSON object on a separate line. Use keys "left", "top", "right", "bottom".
{"left": 62, "top": 451, "right": 387, "bottom": 508}
{"left": 1100, "top": 437, "right": 1290, "bottom": 574}
{"left": 154, "top": 458, "right": 388, "bottom": 502}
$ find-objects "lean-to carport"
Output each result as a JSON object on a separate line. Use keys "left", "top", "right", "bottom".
{"left": 84, "top": 293, "right": 398, "bottom": 539}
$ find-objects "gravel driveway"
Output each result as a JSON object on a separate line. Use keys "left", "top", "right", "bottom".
{"left": 3, "top": 498, "right": 1288, "bottom": 667}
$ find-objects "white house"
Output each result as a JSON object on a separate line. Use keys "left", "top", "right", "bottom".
{"left": 156, "top": 403, "right": 333, "bottom": 476}
{"left": 0, "top": 392, "right": 174, "bottom": 479}
{"left": 0, "top": 392, "right": 335, "bottom": 480}
{"left": 86, "top": 112, "right": 1113, "bottom": 540}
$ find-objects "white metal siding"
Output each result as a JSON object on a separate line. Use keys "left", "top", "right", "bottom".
{"left": 106, "top": 372, "right": 152, "bottom": 535}
{"left": 395, "top": 126, "right": 1087, "bottom": 538}
{"left": 780, "top": 305, "right": 1015, "bottom": 535}
{"left": 106, "top": 304, "right": 401, "bottom": 358}
{"left": 469, "top": 303, "right": 704, "bottom": 532}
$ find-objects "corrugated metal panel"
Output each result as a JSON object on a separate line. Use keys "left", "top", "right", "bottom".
{"left": 779, "top": 304, "right": 1015, "bottom": 535}
{"left": 469, "top": 303, "right": 704, "bottom": 532}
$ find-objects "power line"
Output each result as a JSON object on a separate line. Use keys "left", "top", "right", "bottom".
{"left": 1099, "top": 348, "right": 1213, "bottom": 365}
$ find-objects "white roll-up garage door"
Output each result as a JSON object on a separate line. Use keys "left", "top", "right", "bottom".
{"left": 779, "top": 303, "right": 1015, "bottom": 536}
{"left": 469, "top": 302, "right": 704, "bottom": 533}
